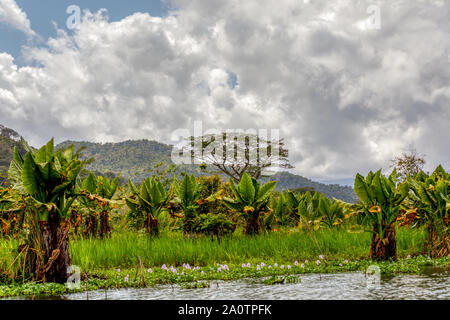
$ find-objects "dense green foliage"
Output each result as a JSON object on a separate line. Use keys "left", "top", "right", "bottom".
{"left": 126, "top": 177, "right": 174, "bottom": 235}
{"left": 0, "top": 128, "right": 448, "bottom": 298}
{"left": 403, "top": 165, "right": 450, "bottom": 257}
{"left": 223, "top": 173, "right": 277, "bottom": 235}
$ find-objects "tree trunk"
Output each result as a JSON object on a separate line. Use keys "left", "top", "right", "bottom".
{"left": 244, "top": 215, "right": 261, "bottom": 236}
{"left": 370, "top": 222, "right": 397, "bottom": 261}
{"left": 427, "top": 223, "right": 449, "bottom": 258}
{"left": 99, "top": 210, "right": 111, "bottom": 239}
{"left": 182, "top": 209, "right": 197, "bottom": 235}
{"left": 145, "top": 214, "right": 159, "bottom": 236}
{"left": 84, "top": 213, "right": 97, "bottom": 238}
{"left": 39, "top": 217, "right": 71, "bottom": 283}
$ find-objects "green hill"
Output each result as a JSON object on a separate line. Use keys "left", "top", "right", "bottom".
{"left": 0, "top": 125, "right": 26, "bottom": 184}
{"left": 0, "top": 124, "right": 357, "bottom": 202}
{"left": 56, "top": 139, "right": 357, "bottom": 202}
{"left": 264, "top": 172, "right": 357, "bottom": 202}
{"left": 56, "top": 139, "right": 173, "bottom": 180}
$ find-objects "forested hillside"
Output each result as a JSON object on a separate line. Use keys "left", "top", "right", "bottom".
{"left": 56, "top": 139, "right": 358, "bottom": 202}
{"left": 0, "top": 125, "right": 25, "bottom": 184}
{"left": 0, "top": 124, "right": 357, "bottom": 202}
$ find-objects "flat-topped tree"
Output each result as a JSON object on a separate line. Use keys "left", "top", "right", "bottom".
{"left": 8, "top": 138, "right": 85, "bottom": 283}
{"left": 177, "top": 132, "right": 293, "bottom": 183}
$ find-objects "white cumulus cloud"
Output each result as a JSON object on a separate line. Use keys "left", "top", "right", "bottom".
{"left": 0, "top": 0, "right": 35, "bottom": 37}
{"left": 0, "top": 0, "right": 449, "bottom": 181}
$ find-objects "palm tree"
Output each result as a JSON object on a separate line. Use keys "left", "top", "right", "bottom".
{"left": 8, "top": 139, "right": 85, "bottom": 283}
{"left": 223, "top": 173, "right": 276, "bottom": 235}
{"left": 174, "top": 174, "right": 201, "bottom": 234}
{"left": 402, "top": 165, "right": 449, "bottom": 257}
{"left": 126, "top": 177, "right": 174, "bottom": 235}
{"left": 353, "top": 169, "right": 409, "bottom": 261}
{"left": 80, "top": 173, "right": 120, "bottom": 238}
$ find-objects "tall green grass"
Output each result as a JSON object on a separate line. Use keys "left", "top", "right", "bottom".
{"left": 69, "top": 228, "right": 426, "bottom": 269}
{"left": 0, "top": 228, "right": 426, "bottom": 273}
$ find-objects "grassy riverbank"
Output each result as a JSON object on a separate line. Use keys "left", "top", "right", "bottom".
{"left": 1, "top": 255, "right": 449, "bottom": 298}
{"left": 73, "top": 228, "right": 425, "bottom": 268}
{"left": 1, "top": 228, "right": 449, "bottom": 298}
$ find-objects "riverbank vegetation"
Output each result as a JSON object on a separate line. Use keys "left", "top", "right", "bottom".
{"left": 0, "top": 139, "right": 448, "bottom": 298}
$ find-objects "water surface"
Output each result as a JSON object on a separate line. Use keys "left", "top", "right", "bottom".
{"left": 43, "top": 269, "right": 450, "bottom": 300}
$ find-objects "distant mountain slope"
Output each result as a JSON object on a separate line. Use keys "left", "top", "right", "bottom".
{"left": 0, "top": 125, "right": 26, "bottom": 183}
{"left": 0, "top": 125, "right": 357, "bottom": 202}
{"left": 265, "top": 172, "right": 357, "bottom": 202}
{"left": 56, "top": 139, "right": 357, "bottom": 203}
{"left": 57, "top": 140, "right": 173, "bottom": 180}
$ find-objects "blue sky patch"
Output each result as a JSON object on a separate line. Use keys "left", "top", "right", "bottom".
{"left": 1, "top": 0, "right": 168, "bottom": 64}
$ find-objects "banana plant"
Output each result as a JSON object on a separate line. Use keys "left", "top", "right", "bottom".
{"left": 353, "top": 169, "right": 409, "bottom": 261}
{"left": 223, "top": 173, "right": 277, "bottom": 235}
{"left": 297, "top": 192, "right": 322, "bottom": 231}
{"left": 7, "top": 138, "right": 86, "bottom": 283}
{"left": 174, "top": 174, "right": 202, "bottom": 234}
{"left": 318, "top": 196, "right": 345, "bottom": 228}
{"left": 403, "top": 165, "right": 449, "bottom": 257}
{"left": 288, "top": 191, "right": 323, "bottom": 230}
{"left": 0, "top": 187, "right": 22, "bottom": 237}
{"left": 271, "top": 192, "right": 298, "bottom": 227}
{"left": 79, "top": 173, "right": 120, "bottom": 238}
{"left": 126, "top": 177, "right": 174, "bottom": 235}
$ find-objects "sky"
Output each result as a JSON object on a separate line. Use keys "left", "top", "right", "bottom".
{"left": 0, "top": 0, "right": 449, "bottom": 185}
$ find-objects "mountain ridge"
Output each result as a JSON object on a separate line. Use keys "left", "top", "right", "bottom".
{"left": 0, "top": 124, "right": 357, "bottom": 202}
{"left": 56, "top": 138, "right": 357, "bottom": 202}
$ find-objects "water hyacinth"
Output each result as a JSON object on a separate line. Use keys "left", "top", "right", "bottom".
{"left": 217, "top": 267, "right": 222, "bottom": 272}
{"left": 344, "top": 260, "right": 348, "bottom": 264}
{"left": 294, "top": 261, "right": 298, "bottom": 266}
{"left": 117, "top": 269, "right": 121, "bottom": 273}
{"left": 280, "top": 265, "right": 284, "bottom": 269}
{"left": 257, "top": 265, "right": 260, "bottom": 271}
{"left": 268, "top": 265, "right": 272, "bottom": 269}
{"left": 287, "top": 265, "right": 291, "bottom": 269}
{"left": 319, "top": 255, "right": 324, "bottom": 259}
{"left": 161, "top": 264, "right": 168, "bottom": 270}
{"left": 242, "top": 263, "right": 246, "bottom": 268}
{"left": 301, "top": 264, "right": 304, "bottom": 268}
{"left": 147, "top": 268, "right": 152, "bottom": 273}
{"left": 124, "top": 275, "right": 129, "bottom": 282}
{"left": 305, "top": 260, "right": 308, "bottom": 263}
{"left": 316, "top": 260, "right": 321, "bottom": 266}
{"left": 274, "top": 263, "right": 278, "bottom": 267}
{"left": 247, "top": 263, "right": 251, "bottom": 267}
